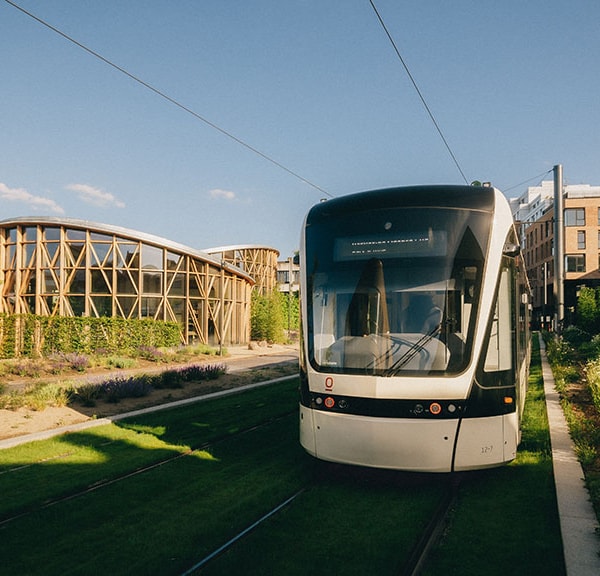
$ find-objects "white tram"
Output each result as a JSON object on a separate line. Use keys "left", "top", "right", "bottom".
{"left": 299, "top": 185, "right": 530, "bottom": 472}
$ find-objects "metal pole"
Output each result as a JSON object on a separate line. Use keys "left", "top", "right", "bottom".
{"left": 287, "top": 257, "right": 292, "bottom": 334}
{"left": 553, "top": 164, "right": 564, "bottom": 332}
{"left": 543, "top": 260, "right": 547, "bottom": 330}
{"left": 219, "top": 262, "right": 224, "bottom": 355}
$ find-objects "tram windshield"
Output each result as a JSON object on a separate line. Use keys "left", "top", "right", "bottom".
{"left": 306, "top": 206, "right": 491, "bottom": 375}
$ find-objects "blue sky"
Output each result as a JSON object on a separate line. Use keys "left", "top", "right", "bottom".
{"left": 2, "top": 1, "right": 599, "bottom": 258}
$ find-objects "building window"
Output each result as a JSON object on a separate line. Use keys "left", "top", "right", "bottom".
{"left": 564, "top": 208, "right": 585, "bottom": 226}
{"left": 565, "top": 254, "right": 586, "bottom": 273}
{"left": 578, "top": 231, "right": 586, "bottom": 250}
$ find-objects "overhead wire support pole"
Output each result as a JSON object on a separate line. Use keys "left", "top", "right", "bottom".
{"left": 369, "top": 0, "right": 469, "bottom": 185}
{"left": 553, "top": 164, "right": 564, "bottom": 332}
{"left": 4, "top": 0, "right": 333, "bottom": 199}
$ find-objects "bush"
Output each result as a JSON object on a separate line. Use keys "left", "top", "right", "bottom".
{"left": 137, "top": 345, "right": 167, "bottom": 362}
{"left": 27, "top": 382, "right": 74, "bottom": 410}
{"left": 105, "top": 356, "right": 137, "bottom": 369}
{"left": 562, "top": 325, "right": 591, "bottom": 347}
{"left": 585, "top": 358, "right": 600, "bottom": 413}
{"left": 63, "top": 352, "right": 91, "bottom": 372}
{"left": 5, "top": 359, "right": 42, "bottom": 378}
{"left": 158, "top": 369, "right": 184, "bottom": 389}
{"left": 251, "top": 291, "right": 285, "bottom": 343}
{"left": 75, "top": 382, "right": 105, "bottom": 407}
{"left": 576, "top": 286, "right": 600, "bottom": 334}
{"left": 0, "top": 313, "right": 181, "bottom": 359}
{"left": 180, "top": 363, "right": 227, "bottom": 381}
{"left": 103, "top": 376, "right": 154, "bottom": 403}
{"left": 546, "top": 335, "right": 575, "bottom": 365}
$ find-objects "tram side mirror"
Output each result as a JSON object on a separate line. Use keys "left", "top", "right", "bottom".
{"left": 502, "top": 242, "right": 521, "bottom": 257}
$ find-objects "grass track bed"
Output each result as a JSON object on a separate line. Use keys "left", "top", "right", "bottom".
{"left": 0, "top": 414, "right": 312, "bottom": 575}
{"left": 0, "top": 379, "right": 299, "bottom": 520}
{"left": 0, "top": 340, "right": 567, "bottom": 574}
{"left": 423, "top": 337, "right": 565, "bottom": 576}
{"left": 201, "top": 468, "right": 448, "bottom": 576}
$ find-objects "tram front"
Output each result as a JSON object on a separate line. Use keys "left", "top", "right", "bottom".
{"left": 299, "top": 186, "right": 524, "bottom": 472}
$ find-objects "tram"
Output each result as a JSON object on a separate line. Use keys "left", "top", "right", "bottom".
{"left": 299, "top": 185, "right": 531, "bottom": 472}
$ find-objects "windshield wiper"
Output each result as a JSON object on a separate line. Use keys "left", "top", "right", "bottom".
{"left": 384, "top": 326, "right": 441, "bottom": 376}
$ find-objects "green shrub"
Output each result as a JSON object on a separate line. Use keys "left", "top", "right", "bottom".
{"left": 75, "top": 382, "right": 105, "bottom": 407}
{"left": 576, "top": 286, "right": 600, "bottom": 334}
{"left": 0, "top": 314, "right": 180, "bottom": 359}
{"left": 104, "top": 356, "right": 137, "bottom": 369}
{"left": 251, "top": 291, "right": 285, "bottom": 343}
{"left": 545, "top": 335, "right": 575, "bottom": 365}
{"left": 585, "top": 357, "right": 600, "bottom": 413}
{"left": 26, "top": 382, "right": 74, "bottom": 410}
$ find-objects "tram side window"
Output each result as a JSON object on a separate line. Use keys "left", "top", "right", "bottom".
{"left": 484, "top": 267, "right": 513, "bottom": 372}
{"left": 311, "top": 279, "right": 336, "bottom": 365}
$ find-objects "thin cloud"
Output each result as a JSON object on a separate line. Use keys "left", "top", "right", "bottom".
{"left": 0, "top": 182, "right": 65, "bottom": 214}
{"left": 208, "top": 188, "right": 237, "bottom": 201}
{"left": 67, "top": 183, "right": 126, "bottom": 208}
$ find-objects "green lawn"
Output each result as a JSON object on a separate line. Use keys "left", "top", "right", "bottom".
{"left": 0, "top": 342, "right": 566, "bottom": 576}
{"left": 424, "top": 338, "right": 565, "bottom": 575}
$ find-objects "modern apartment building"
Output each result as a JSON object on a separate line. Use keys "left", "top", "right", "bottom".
{"left": 517, "top": 181, "right": 600, "bottom": 328}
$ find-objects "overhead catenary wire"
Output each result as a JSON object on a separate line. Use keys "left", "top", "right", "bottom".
{"left": 3, "top": 0, "right": 334, "bottom": 199}
{"left": 368, "top": 0, "right": 469, "bottom": 185}
{"left": 503, "top": 169, "right": 554, "bottom": 193}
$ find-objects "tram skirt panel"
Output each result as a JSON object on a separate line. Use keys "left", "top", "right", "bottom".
{"left": 453, "top": 414, "right": 516, "bottom": 471}
{"left": 304, "top": 408, "right": 460, "bottom": 472}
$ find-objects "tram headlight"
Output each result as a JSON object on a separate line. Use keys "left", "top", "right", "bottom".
{"left": 429, "top": 402, "right": 442, "bottom": 415}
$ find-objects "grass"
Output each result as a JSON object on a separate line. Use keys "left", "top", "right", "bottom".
{"left": 0, "top": 380, "right": 74, "bottom": 410}
{"left": 423, "top": 337, "right": 565, "bottom": 576}
{"left": 0, "top": 341, "right": 569, "bottom": 575}
{"left": 202, "top": 472, "right": 447, "bottom": 576}
{"left": 0, "top": 342, "right": 224, "bottom": 384}
{"left": 0, "top": 359, "right": 229, "bottom": 410}
{"left": 1, "top": 416, "right": 311, "bottom": 576}
{"left": 0, "top": 376, "right": 450, "bottom": 576}
{"left": 0, "top": 379, "right": 300, "bottom": 520}
{"left": 545, "top": 330, "right": 600, "bottom": 522}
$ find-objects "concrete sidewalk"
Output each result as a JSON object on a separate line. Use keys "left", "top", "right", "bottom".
{"left": 539, "top": 336, "right": 600, "bottom": 575}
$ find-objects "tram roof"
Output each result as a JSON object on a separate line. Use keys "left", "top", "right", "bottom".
{"left": 309, "top": 185, "right": 498, "bottom": 217}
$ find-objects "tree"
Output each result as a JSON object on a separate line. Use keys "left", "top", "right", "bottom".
{"left": 576, "top": 286, "right": 600, "bottom": 334}
{"left": 250, "top": 291, "right": 286, "bottom": 343}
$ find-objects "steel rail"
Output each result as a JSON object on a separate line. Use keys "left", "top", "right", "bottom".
{"left": 400, "top": 475, "right": 461, "bottom": 576}
{"left": 180, "top": 489, "right": 306, "bottom": 575}
{"left": 0, "top": 410, "right": 296, "bottom": 527}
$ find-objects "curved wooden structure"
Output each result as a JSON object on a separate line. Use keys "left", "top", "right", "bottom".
{"left": 0, "top": 217, "right": 261, "bottom": 346}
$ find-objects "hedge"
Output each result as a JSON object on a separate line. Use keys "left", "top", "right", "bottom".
{"left": 0, "top": 314, "right": 180, "bottom": 358}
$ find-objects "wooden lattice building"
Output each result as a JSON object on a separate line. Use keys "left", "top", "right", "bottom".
{"left": 0, "top": 217, "right": 263, "bottom": 346}
{"left": 204, "top": 245, "right": 280, "bottom": 295}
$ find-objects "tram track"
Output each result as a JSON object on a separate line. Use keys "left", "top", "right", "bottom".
{"left": 0, "top": 410, "right": 296, "bottom": 527}
{"left": 180, "top": 489, "right": 308, "bottom": 576}
{"left": 400, "top": 475, "right": 461, "bottom": 576}
{"left": 180, "top": 465, "right": 461, "bottom": 576}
